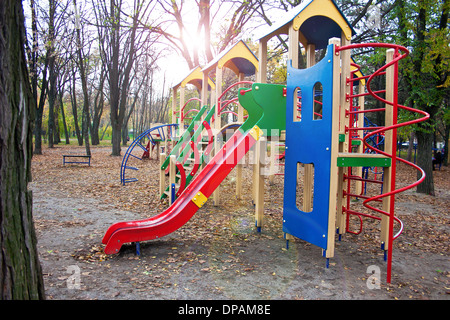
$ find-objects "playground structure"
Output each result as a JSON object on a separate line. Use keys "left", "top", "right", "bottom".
{"left": 120, "top": 123, "right": 178, "bottom": 185}
{"left": 107, "top": 0, "right": 429, "bottom": 284}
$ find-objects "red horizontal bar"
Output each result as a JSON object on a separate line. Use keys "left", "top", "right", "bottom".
{"left": 346, "top": 107, "right": 386, "bottom": 115}
{"left": 344, "top": 192, "right": 383, "bottom": 202}
{"left": 345, "top": 175, "right": 384, "bottom": 184}
{"left": 344, "top": 207, "right": 382, "bottom": 221}
{"left": 347, "top": 89, "right": 386, "bottom": 99}
{"left": 347, "top": 126, "right": 384, "bottom": 131}
{"left": 348, "top": 72, "right": 386, "bottom": 83}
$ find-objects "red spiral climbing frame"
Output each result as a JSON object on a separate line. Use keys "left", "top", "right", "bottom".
{"left": 335, "top": 43, "right": 430, "bottom": 283}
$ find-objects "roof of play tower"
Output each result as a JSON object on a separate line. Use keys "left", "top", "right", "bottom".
{"left": 257, "top": 0, "right": 356, "bottom": 49}
{"left": 172, "top": 66, "right": 215, "bottom": 91}
{"left": 202, "top": 40, "right": 259, "bottom": 77}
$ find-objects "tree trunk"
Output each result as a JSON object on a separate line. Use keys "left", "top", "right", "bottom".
{"left": 416, "top": 130, "right": 435, "bottom": 195}
{"left": 90, "top": 73, "right": 105, "bottom": 146}
{"left": 90, "top": 118, "right": 101, "bottom": 145}
{"left": 111, "top": 120, "right": 122, "bottom": 156}
{"left": 47, "top": 0, "right": 56, "bottom": 148}
{"left": 47, "top": 67, "right": 56, "bottom": 148}
{"left": 34, "top": 112, "right": 44, "bottom": 153}
{"left": 443, "top": 124, "right": 449, "bottom": 166}
{"left": 70, "top": 71, "right": 83, "bottom": 146}
{"left": 122, "top": 122, "right": 128, "bottom": 146}
{"left": 74, "top": 0, "right": 91, "bottom": 156}
{"left": 0, "top": 0, "right": 45, "bottom": 299}
{"left": 28, "top": 0, "right": 47, "bottom": 155}
{"left": 53, "top": 102, "right": 61, "bottom": 144}
{"left": 59, "top": 91, "right": 70, "bottom": 144}
{"left": 406, "top": 131, "right": 415, "bottom": 162}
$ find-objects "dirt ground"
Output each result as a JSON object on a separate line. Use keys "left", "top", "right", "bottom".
{"left": 30, "top": 144, "right": 449, "bottom": 301}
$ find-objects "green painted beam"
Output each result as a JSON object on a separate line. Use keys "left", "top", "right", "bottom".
{"left": 337, "top": 155, "right": 391, "bottom": 167}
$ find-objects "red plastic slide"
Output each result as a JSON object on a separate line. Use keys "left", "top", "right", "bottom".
{"left": 102, "top": 123, "right": 259, "bottom": 254}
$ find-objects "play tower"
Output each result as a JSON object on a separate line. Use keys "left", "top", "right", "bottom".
{"left": 107, "top": 0, "right": 429, "bottom": 284}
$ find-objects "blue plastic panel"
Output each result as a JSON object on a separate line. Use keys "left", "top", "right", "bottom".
{"left": 282, "top": 44, "right": 334, "bottom": 250}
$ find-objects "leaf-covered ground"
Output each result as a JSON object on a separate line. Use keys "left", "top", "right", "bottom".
{"left": 31, "top": 144, "right": 449, "bottom": 300}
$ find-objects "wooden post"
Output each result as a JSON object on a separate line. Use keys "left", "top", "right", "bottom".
{"left": 169, "top": 155, "right": 176, "bottom": 205}
{"left": 172, "top": 87, "right": 177, "bottom": 138}
{"left": 266, "top": 36, "right": 278, "bottom": 185}
{"left": 355, "top": 80, "right": 365, "bottom": 196}
{"left": 163, "top": 125, "right": 168, "bottom": 157}
{"left": 255, "top": 137, "right": 266, "bottom": 231}
{"left": 335, "top": 35, "right": 351, "bottom": 236}
{"left": 213, "top": 65, "right": 223, "bottom": 206}
{"left": 179, "top": 86, "right": 185, "bottom": 136}
{"left": 381, "top": 49, "right": 395, "bottom": 250}
{"left": 251, "top": 38, "right": 269, "bottom": 226}
{"left": 288, "top": 25, "right": 299, "bottom": 69}
{"left": 159, "top": 152, "right": 166, "bottom": 197}
{"left": 306, "top": 43, "right": 315, "bottom": 67}
{"left": 201, "top": 72, "right": 209, "bottom": 123}
{"left": 257, "top": 39, "right": 268, "bottom": 83}
{"left": 326, "top": 37, "right": 342, "bottom": 259}
{"left": 283, "top": 22, "right": 300, "bottom": 241}
{"left": 268, "top": 136, "right": 277, "bottom": 185}
{"left": 236, "top": 72, "right": 245, "bottom": 199}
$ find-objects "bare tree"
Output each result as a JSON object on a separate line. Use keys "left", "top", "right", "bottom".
{"left": 0, "top": 0, "right": 45, "bottom": 299}
{"left": 155, "top": 0, "right": 262, "bottom": 69}
{"left": 27, "top": 0, "right": 48, "bottom": 154}
{"left": 73, "top": 0, "right": 91, "bottom": 156}
{"left": 46, "top": 0, "right": 71, "bottom": 148}
{"left": 94, "top": 0, "right": 159, "bottom": 156}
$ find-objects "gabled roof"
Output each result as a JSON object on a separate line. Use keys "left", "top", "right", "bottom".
{"left": 202, "top": 40, "right": 258, "bottom": 76}
{"left": 257, "top": 0, "right": 356, "bottom": 49}
{"left": 172, "top": 66, "right": 215, "bottom": 91}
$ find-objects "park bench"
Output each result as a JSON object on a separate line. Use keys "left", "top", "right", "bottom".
{"left": 63, "top": 154, "right": 91, "bottom": 166}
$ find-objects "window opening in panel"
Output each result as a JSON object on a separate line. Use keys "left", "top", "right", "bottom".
{"left": 313, "top": 82, "right": 323, "bottom": 120}
{"left": 293, "top": 87, "right": 302, "bottom": 122}
{"left": 296, "top": 162, "right": 314, "bottom": 213}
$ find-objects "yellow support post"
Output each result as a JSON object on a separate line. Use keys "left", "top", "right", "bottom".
{"left": 169, "top": 155, "right": 176, "bottom": 205}
{"left": 326, "top": 37, "right": 342, "bottom": 259}
{"left": 159, "top": 152, "right": 166, "bottom": 198}
{"left": 254, "top": 137, "right": 266, "bottom": 231}
{"left": 172, "top": 87, "right": 178, "bottom": 136}
{"left": 283, "top": 22, "right": 301, "bottom": 242}
{"left": 335, "top": 35, "right": 351, "bottom": 237}
{"left": 179, "top": 86, "right": 185, "bottom": 136}
{"left": 236, "top": 73, "right": 245, "bottom": 199}
{"left": 213, "top": 65, "right": 223, "bottom": 206}
{"left": 355, "top": 81, "right": 365, "bottom": 196}
{"left": 381, "top": 49, "right": 395, "bottom": 249}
